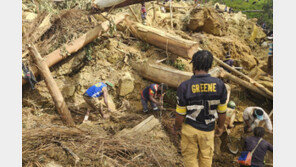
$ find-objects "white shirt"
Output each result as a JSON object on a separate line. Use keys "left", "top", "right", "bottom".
{"left": 243, "top": 107, "right": 272, "bottom": 131}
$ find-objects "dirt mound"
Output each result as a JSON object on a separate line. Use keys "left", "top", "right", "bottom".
{"left": 22, "top": 1, "right": 273, "bottom": 166}
{"left": 188, "top": 7, "right": 228, "bottom": 36}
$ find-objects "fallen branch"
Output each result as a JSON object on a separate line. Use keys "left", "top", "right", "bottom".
{"left": 213, "top": 56, "right": 273, "bottom": 98}
{"left": 128, "top": 6, "right": 140, "bottom": 22}
{"left": 220, "top": 69, "right": 272, "bottom": 100}
{"left": 23, "top": 13, "right": 128, "bottom": 86}
{"left": 53, "top": 141, "right": 80, "bottom": 164}
{"left": 28, "top": 44, "right": 75, "bottom": 126}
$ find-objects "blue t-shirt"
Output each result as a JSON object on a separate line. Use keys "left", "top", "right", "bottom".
{"left": 85, "top": 82, "right": 107, "bottom": 98}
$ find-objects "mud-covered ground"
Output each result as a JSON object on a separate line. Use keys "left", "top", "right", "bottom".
{"left": 22, "top": 1, "right": 273, "bottom": 166}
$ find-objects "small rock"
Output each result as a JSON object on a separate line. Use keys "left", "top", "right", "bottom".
{"left": 62, "top": 85, "right": 76, "bottom": 98}
{"left": 23, "top": 12, "right": 37, "bottom": 21}
{"left": 45, "top": 161, "right": 63, "bottom": 167}
{"left": 261, "top": 41, "right": 269, "bottom": 48}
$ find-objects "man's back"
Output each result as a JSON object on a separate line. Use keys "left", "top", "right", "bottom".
{"left": 245, "top": 136, "right": 273, "bottom": 167}
{"left": 177, "top": 74, "right": 227, "bottom": 131}
{"left": 85, "top": 82, "right": 106, "bottom": 98}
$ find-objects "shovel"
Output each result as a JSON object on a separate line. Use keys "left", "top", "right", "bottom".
{"left": 225, "top": 128, "right": 239, "bottom": 154}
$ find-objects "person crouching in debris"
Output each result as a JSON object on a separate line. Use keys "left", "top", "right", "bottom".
{"left": 140, "top": 2, "right": 147, "bottom": 25}
{"left": 223, "top": 52, "right": 234, "bottom": 72}
{"left": 173, "top": 50, "right": 228, "bottom": 167}
{"left": 83, "top": 81, "right": 114, "bottom": 122}
{"left": 242, "top": 127, "right": 273, "bottom": 167}
{"left": 225, "top": 100, "right": 237, "bottom": 129}
{"left": 22, "top": 63, "right": 37, "bottom": 90}
{"left": 141, "top": 83, "right": 168, "bottom": 113}
{"left": 243, "top": 107, "right": 273, "bottom": 134}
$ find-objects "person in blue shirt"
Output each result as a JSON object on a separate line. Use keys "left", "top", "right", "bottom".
{"left": 83, "top": 81, "right": 114, "bottom": 121}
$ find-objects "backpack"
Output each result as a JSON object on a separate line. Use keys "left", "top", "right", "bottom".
{"left": 238, "top": 138, "right": 263, "bottom": 166}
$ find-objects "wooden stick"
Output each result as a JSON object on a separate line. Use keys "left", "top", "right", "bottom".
{"left": 213, "top": 56, "right": 273, "bottom": 98}
{"left": 54, "top": 141, "right": 80, "bottom": 164}
{"left": 128, "top": 6, "right": 140, "bottom": 22}
{"left": 152, "top": 2, "right": 156, "bottom": 26}
{"left": 29, "top": 44, "right": 75, "bottom": 126}
{"left": 169, "top": 0, "right": 173, "bottom": 28}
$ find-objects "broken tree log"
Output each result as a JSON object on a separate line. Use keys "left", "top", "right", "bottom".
{"left": 22, "top": 13, "right": 127, "bottom": 86}
{"left": 213, "top": 56, "right": 273, "bottom": 98}
{"left": 125, "top": 20, "right": 200, "bottom": 59}
{"left": 126, "top": 24, "right": 272, "bottom": 99}
{"left": 131, "top": 61, "right": 221, "bottom": 88}
{"left": 131, "top": 61, "right": 271, "bottom": 100}
{"left": 28, "top": 44, "right": 75, "bottom": 126}
{"left": 92, "top": 0, "right": 155, "bottom": 12}
{"left": 220, "top": 69, "right": 272, "bottom": 100}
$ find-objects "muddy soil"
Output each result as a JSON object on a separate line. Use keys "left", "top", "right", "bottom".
{"left": 22, "top": 1, "right": 273, "bottom": 166}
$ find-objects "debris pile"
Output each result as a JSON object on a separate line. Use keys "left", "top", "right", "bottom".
{"left": 22, "top": 1, "right": 273, "bottom": 166}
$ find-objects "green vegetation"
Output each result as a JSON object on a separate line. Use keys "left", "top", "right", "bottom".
{"left": 165, "top": 59, "right": 186, "bottom": 71}
{"left": 164, "top": 88, "right": 177, "bottom": 106}
{"left": 212, "top": 0, "right": 273, "bottom": 29}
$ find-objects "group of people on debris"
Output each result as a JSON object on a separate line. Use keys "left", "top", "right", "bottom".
{"left": 22, "top": 49, "right": 273, "bottom": 166}
{"left": 79, "top": 49, "right": 272, "bottom": 167}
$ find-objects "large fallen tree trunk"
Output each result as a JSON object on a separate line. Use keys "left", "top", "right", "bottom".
{"left": 213, "top": 56, "right": 273, "bottom": 98}
{"left": 125, "top": 20, "right": 200, "bottom": 59}
{"left": 92, "top": 0, "right": 155, "bottom": 12}
{"left": 131, "top": 61, "right": 271, "bottom": 100}
{"left": 22, "top": 13, "right": 127, "bottom": 85}
{"left": 220, "top": 70, "right": 272, "bottom": 100}
{"left": 131, "top": 61, "right": 221, "bottom": 88}
{"left": 29, "top": 44, "right": 75, "bottom": 126}
{"left": 127, "top": 24, "right": 272, "bottom": 100}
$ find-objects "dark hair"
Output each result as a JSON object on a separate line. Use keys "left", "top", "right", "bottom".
{"left": 191, "top": 50, "right": 213, "bottom": 72}
{"left": 254, "top": 127, "right": 265, "bottom": 137}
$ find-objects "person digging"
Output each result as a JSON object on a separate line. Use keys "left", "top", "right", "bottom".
{"left": 225, "top": 100, "right": 237, "bottom": 129}
{"left": 243, "top": 107, "right": 273, "bottom": 134}
{"left": 141, "top": 83, "right": 168, "bottom": 113}
{"left": 83, "top": 81, "right": 114, "bottom": 122}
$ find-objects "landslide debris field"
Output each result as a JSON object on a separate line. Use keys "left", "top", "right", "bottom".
{"left": 22, "top": 1, "right": 273, "bottom": 167}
